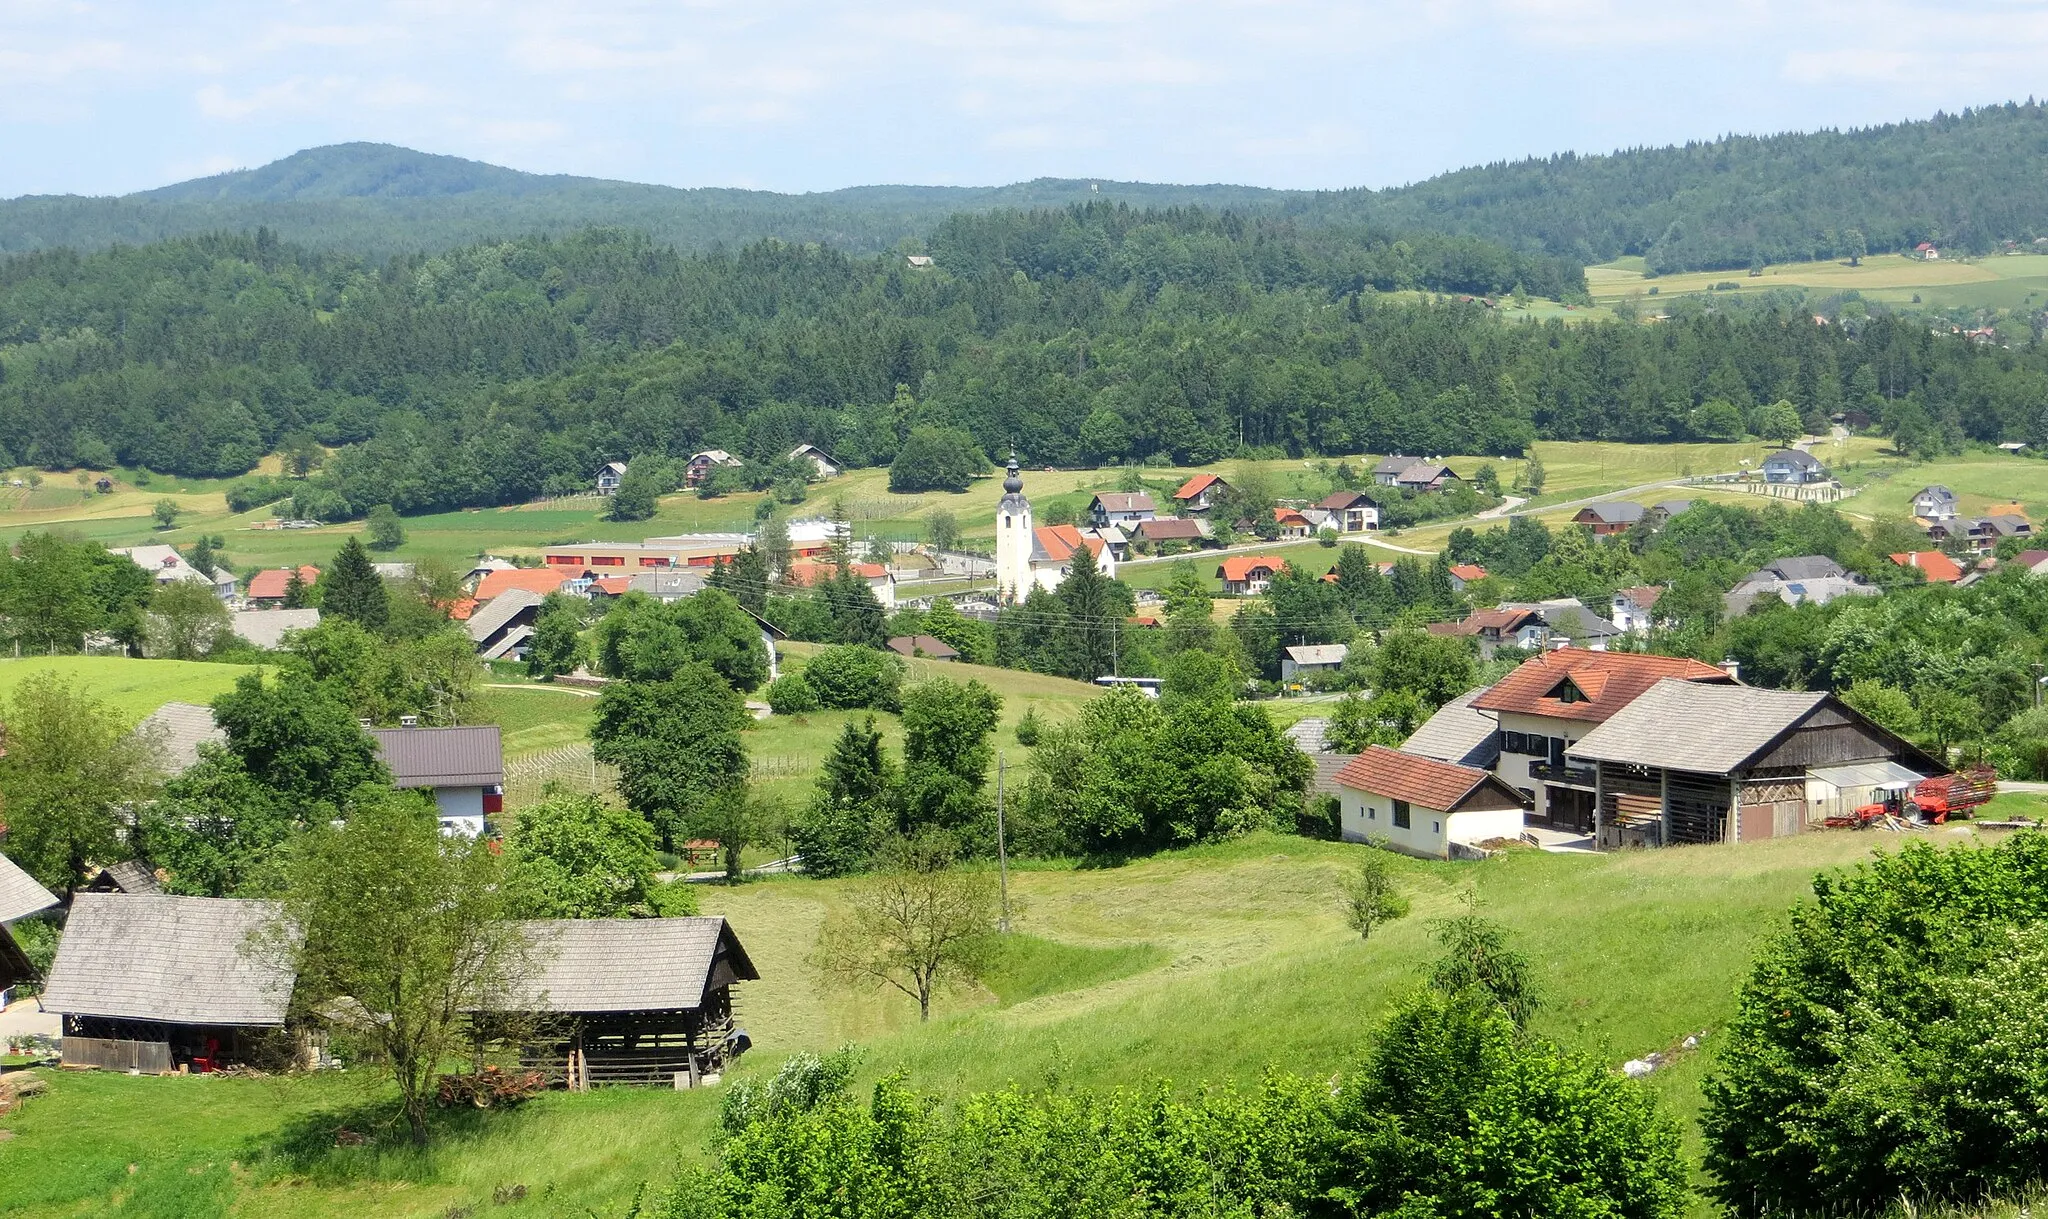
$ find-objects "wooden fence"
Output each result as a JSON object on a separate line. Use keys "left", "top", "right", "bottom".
{"left": 63, "top": 1036, "right": 174, "bottom": 1074}
{"left": 502, "top": 744, "right": 620, "bottom": 807}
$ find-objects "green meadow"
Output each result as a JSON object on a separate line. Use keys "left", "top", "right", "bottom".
{"left": 1588, "top": 251, "right": 2048, "bottom": 314}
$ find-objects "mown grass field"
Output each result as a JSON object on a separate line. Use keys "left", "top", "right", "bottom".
{"left": 1588, "top": 251, "right": 2048, "bottom": 313}
{"left": 3, "top": 825, "right": 2016, "bottom": 1218}
{"left": 0, "top": 655, "right": 256, "bottom": 722}
{"left": 1839, "top": 451, "right": 2048, "bottom": 523}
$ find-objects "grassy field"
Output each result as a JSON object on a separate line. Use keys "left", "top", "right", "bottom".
{"left": 1838, "top": 450, "right": 2048, "bottom": 522}
{"left": 2, "top": 825, "right": 2016, "bottom": 1218}
{"left": 0, "top": 655, "right": 256, "bottom": 722}
{"left": 1588, "top": 251, "right": 2048, "bottom": 313}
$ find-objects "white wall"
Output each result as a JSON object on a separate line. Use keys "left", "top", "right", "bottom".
{"left": 1446, "top": 807, "right": 1524, "bottom": 847}
{"left": 1493, "top": 711, "right": 1592, "bottom": 823}
{"left": 1340, "top": 790, "right": 1450, "bottom": 858}
{"left": 995, "top": 501, "right": 1034, "bottom": 602}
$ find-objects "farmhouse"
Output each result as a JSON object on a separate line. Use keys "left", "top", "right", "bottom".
{"left": 1171, "top": 473, "right": 1229, "bottom": 514}
{"left": 1134, "top": 517, "right": 1211, "bottom": 549}
{"left": 1915, "top": 242, "right": 1940, "bottom": 260}
{"left": 112, "top": 545, "right": 239, "bottom": 600}
{"left": 1910, "top": 485, "right": 1959, "bottom": 521}
{"left": 1400, "top": 689, "right": 1501, "bottom": 770}
{"left": 1963, "top": 515, "right": 2033, "bottom": 555}
{"left": 1272, "top": 507, "right": 1314, "bottom": 540}
{"left": 40, "top": 894, "right": 302, "bottom": 1073}
{"left": 1761, "top": 449, "right": 1829, "bottom": 485}
{"left": 1573, "top": 502, "right": 1644, "bottom": 536}
{"left": 1280, "top": 643, "right": 1348, "bottom": 683}
{"left": 369, "top": 723, "right": 505, "bottom": 837}
{"left": 1316, "top": 490, "right": 1381, "bottom": 533}
{"left": 787, "top": 444, "right": 841, "bottom": 479}
{"left": 1217, "top": 555, "right": 1286, "bottom": 596}
{"left": 246, "top": 565, "right": 318, "bottom": 607}
{"left": 1394, "top": 462, "right": 1462, "bottom": 493}
{"left": 684, "top": 450, "right": 743, "bottom": 487}
{"left": 595, "top": 461, "right": 628, "bottom": 494}
{"left": 1088, "top": 492, "right": 1157, "bottom": 528}
{"left": 1470, "top": 649, "right": 1737, "bottom": 834}
{"left": 1332, "top": 746, "right": 1528, "bottom": 860}
{"left": 1502, "top": 598, "right": 1621, "bottom": 651}
{"left": 1567, "top": 679, "right": 1942, "bottom": 848}
{"left": 487, "top": 916, "right": 759, "bottom": 1088}
{"left": 1372, "top": 456, "right": 1419, "bottom": 486}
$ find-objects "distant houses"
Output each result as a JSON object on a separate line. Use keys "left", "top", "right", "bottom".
{"left": 1315, "top": 490, "right": 1381, "bottom": 533}
{"left": 1911, "top": 485, "right": 1959, "bottom": 521}
{"left": 246, "top": 565, "right": 317, "bottom": 607}
{"left": 1217, "top": 555, "right": 1287, "bottom": 596}
{"left": 1171, "top": 473, "right": 1229, "bottom": 514}
{"left": 112, "top": 545, "right": 237, "bottom": 600}
{"left": 1373, "top": 457, "right": 1463, "bottom": 493}
{"left": 1572, "top": 502, "right": 1644, "bottom": 536}
{"left": 787, "top": 444, "right": 841, "bottom": 480}
{"left": 684, "top": 450, "right": 743, "bottom": 487}
{"left": 1280, "top": 643, "right": 1347, "bottom": 683}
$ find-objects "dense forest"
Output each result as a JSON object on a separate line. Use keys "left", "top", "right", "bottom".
{"left": 8, "top": 105, "right": 2048, "bottom": 271}
{"left": 0, "top": 206, "right": 2040, "bottom": 512}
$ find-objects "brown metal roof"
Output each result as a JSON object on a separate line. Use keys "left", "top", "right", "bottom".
{"left": 369, "top": 725, "right": 504, "bottom": 789}
{"left": 1333, "top": 745, "right": 1525, "bottom": 813}
{"left": 1470, "top": 648, "right": 1731, "bottom": 724}
{"left": 39, "top": 894, "right": 298, "bottom": 1027}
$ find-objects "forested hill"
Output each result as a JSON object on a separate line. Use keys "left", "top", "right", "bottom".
{"left": 0, "top": 142, "right": 1302, "bottom": 259}
{"left": 0, "top": 212, "right": 2037, "bottom": 516}
{"left": 8, "top": 104, "right": 2048, "bottom": 268}
{"left": 1332, "top": 102, "right": 2048, "bottom": 273}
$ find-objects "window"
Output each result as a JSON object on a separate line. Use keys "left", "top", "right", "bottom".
{"left": 1432, "top": 821, "right": 1440, "bottom": 834}
{"left": 1392, "top": 800, "right": 1412, "bottom": 830}
{"left": 1549, "top": 736, "right": 1568, "bottom": 767}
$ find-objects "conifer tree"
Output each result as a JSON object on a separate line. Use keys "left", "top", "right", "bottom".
{"left": 324, "top": 537, "right": 389, "bottom": 631}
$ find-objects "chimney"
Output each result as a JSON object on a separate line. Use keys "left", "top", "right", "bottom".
{"left": 400, "top": 715, "right": 419, "bottom": 728}
{"left": 1719, "top": 657, "right": 1741, "bottom": 682}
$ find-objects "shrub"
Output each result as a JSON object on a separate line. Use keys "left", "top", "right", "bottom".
{"left": 764, "top": 671, "right": 819, "bottom": 715}
{"left": 800, "top": 645, "right": 904, "bottom": 711}
{"left": 1702, "top": 835, "right": 2048, "bottom": 1214}
{"left": 888, "top": 426, "right": 986, "bottom": 493}
{"left": 1013, "top": 707, "right": 1042, "bottom": 746}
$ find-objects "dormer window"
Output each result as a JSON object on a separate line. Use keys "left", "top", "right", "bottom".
{"left": 1547, "top": 677, "right": 1588, "bottom": 704}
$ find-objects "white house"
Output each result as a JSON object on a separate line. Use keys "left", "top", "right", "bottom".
{"left": 1910, "top": 485, "right": 1959, "bottom": 521}
{"left": 595, "top": 461, "right": 628, "bottom": 494}
{"left": 1217, "top": 555, "right": 1286, "bottom": 596}
{"left": 368, "top": 723, "right": 505, "bottom": 837}
{"left": 1761, "top": 449, "right": 1829, "bottom": 485}
{"left": 1088, "top": 492, "right": 1157, "bottom": 529}
{"left": 1332, "top": 745, "right": 1528, "bottom": 859}
{"left": 1610, "top": 586, "right": 1665, "bottom": 633}
{"left": 787, "top": 444, "right": 841, "bottom": 479}
{"left": 111, "top": 545, "right": 238, "bottom": 601}
{"left": 1281, "top": 643, "right": 1348, "bottom": 683}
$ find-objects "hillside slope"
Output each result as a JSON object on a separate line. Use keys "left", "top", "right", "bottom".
{"left": 9, "top": 104, "right": 2048, "bottom": 269}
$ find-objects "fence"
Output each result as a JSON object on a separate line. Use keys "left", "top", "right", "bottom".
{"left": 503, "top": 745, "right": 620, "bottom": 807}
{"left": 63, "top": 1036, "right": 174, "bottom": 1074}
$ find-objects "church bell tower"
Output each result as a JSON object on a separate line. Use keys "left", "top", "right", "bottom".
{"left": 994, "top": 451, "right": 1033, "bottom": 602}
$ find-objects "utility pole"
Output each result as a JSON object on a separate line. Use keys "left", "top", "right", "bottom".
{"left": 996, "top": 752, "right": 1011, "bottom": 933}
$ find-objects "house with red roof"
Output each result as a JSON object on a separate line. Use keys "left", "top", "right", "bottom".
{"left": 786, "top": 560, "right": 898, "bottom": 609}
{"left": 474, "top": 567, "right": 572, "bottom": 601}
{"left": 1468, "top": 649, "right": 1737, "bottom": 834}
{"left": 1332, "top": 746, "right": 1529, "bottom": 859}
{"left": 1015, "top": 524, "right": 1116, "bottom": 595}
{"left": 246, "top": 565, "right": 319, "bottom": 607}
{"left": 1610, "top": 585, "right": 1665, "bottom": 633}
{"left": 1273, "top": 507, "right": 1314, "bottom": 540}
{"left": 1217, "top": 555, "right": 1287, "bottom": 596}
{"left": 1446, "top": 563, "right": 1487, "bottom": 593}
{"left": 1888, "top": 550, "right": 1963, "bottom": 584}
{"left": 1171, "top": 473, "right": 1230, "bottom": 514}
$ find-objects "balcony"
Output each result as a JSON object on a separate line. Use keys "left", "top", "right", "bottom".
{"left": 1529, "top": 760, "right": 1596, "bottom": 787}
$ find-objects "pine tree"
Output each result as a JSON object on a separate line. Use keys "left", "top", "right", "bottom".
{"left": 324, "top": 537, "right": 389, "bottom": 630}
{"left": 1055, "top": 545, "right": 1124, "bottom": 680}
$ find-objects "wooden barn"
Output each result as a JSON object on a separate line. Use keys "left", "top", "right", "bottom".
{"left": 1566, "top": 679, "right": 1943, "bottom": 848}
{"left": 491, "top": 916, "right": 758, "bottom": 1089}
{"left": 38, "top": 894, "right": 301, "bottom": 1073}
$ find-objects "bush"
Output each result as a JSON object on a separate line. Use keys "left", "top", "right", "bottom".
{"left": 800, "top": 645, "right": 904, "bottom": 711}
{"left": 1702, "top": 835, "right": 2048, "bottom": 1215}
{"left": 888, "top": 426, "right": 987, "bottom": 493}
{"left": 765, "top": 671, "right": 820, "bottom": 715}
{"left": 1013, "top": 707, "right": 1042, "bottom": 746}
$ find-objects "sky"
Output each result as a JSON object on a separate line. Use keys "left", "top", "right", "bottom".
{"left": 5, "top": 0, "right": 2048, "bottom": 198}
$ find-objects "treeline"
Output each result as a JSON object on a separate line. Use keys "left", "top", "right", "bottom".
{"left": 1338, "top": 102, "right": 2048, "bottom": 272}
{"left": 0, "top": 216, "right": 2042, "bottom": 505}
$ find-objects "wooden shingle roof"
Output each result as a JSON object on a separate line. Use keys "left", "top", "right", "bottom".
{"left": 492, "top": 917, "right": 758, "bottom": 1014}
{"left": 0, "top": 851, "right": 58, "bottom": 925}
{"left": 39, "top": 894, "right": 298, "bottom": 1027}
{"left": 1566, "top": 679, "right": 1832, "bottom": 775}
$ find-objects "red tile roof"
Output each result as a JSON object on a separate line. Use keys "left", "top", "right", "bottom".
{"left": 1615, "top": 584, "right": 1663, "bottom": 607}
{"left": 475, "top": 567, "right": 570, "bottom": 600}
{"left": 1440, "top": 607, "right": 1543, "bottom": 636}
{"left": 1470, "top": 648, "right": 1732, "bottom": 724}
{"left": 1333, "top": 746, "right": 1500, "bottom": 812}
{"left": 247, "top": 565, "right": 318, "bottom": 600}
{"left": 787, "top": 560, "right": 891, "bottom": 587}
{"left": 1217, "top": 555, "right": 1287, "bottom": 582}
{"left": 1274, "top": 507, "right": 1310, "bottom": 527}
{"left": 590, "top": 576, "right": 633, "bottom": 596}
{"left": 1889, "top": 551, "right": 1963, "bottom": 583}
{"left": 1034, "top": 524, "right": 1104, "bottom": 563}
{"left": 1448, "top": 564, "right": 1488, "bottom": 582}
{"left": 1174, "top": 473, "right": 1222, "bottom": 500}
{"left": 448, "top": 597, "right": 479, "bottom": 621}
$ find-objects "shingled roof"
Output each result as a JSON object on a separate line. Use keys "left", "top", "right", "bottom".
{"left": 1333, "top": 746, "right": 1526, "bottom": 813}
{"left": 1470, "top": 648, "right": 1732, "bottom": 724}
{"left": 1400, "top": 689, "right": 1501, "bottom": 769}
{"left": 0, "top": 851, "right": 58, "bottom": 924}
{"left": 39, "top": 894, "right": 298, "bottom": 1027}
{"left": 1566, "top": 679, "right": 1836, "bottom": 775}
{"left": 491, "top": 917, "right": 759, "bottom": 1014}
{"left": 137, "top": 700, "right": 226, "bottom": 774}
